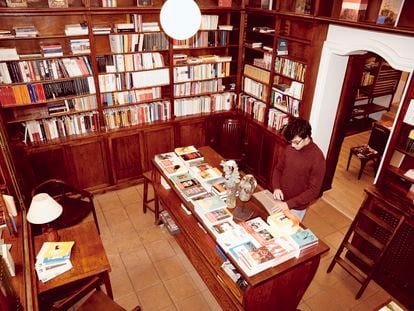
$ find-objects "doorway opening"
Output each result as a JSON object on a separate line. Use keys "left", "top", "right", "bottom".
{"left": 310, "top": 25, "right": 414, "bottom": 219}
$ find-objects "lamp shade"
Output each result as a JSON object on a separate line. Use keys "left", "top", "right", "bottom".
{"left": 160, "top": 0, "right": 201, "bottom": 40}
{"left": 27, "top": 193, "right": 63, "bottom": 225}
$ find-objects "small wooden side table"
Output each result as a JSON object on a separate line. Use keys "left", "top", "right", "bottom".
{"left": 34, "top": 221, "right": 112, "bottom": 302}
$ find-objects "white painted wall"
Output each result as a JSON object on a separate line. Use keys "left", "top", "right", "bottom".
{"left": 310, "top": 25, "right": 414, "bottom": 160}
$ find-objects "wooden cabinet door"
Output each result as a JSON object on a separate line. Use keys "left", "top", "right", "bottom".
{"left": 141, "top": 125, "right": 174, "bottom": 171}
{"left": 175, "top": 118, "right": 206, "bottom": 148}
{"left": 65, "top": 137, "right": 110, "bottom": 190}
{"left": 108, "top": 131, "right": 142, "bottom": 183}
{"left": 244, "top": 122, "right": 263, "bottom": 174}
{"left": 26, "top": 146, "right": 70, "bottom": 188}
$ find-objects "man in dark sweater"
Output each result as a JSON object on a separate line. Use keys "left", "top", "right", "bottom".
{"left": 272, "top": 118, "right": 326, "bottom": 222}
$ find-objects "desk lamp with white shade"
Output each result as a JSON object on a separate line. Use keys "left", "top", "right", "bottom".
{"left": 27, "top": 193, "right": 63, "bottom": 241}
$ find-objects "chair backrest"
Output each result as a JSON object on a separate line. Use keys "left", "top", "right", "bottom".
{"left": 30, "top": 179, "right": 99, "bottom": 235}
{"left": 218, "top": 118, "right": 245, "bottom": 160}
{"left": 368, "top": 123, "right": 390, "bottom": 156}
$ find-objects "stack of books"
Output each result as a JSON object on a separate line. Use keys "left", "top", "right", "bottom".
{"left": 64, "top": 23, "right": 88, "bottom": 36}
{"left": 70, "top": 39, "right": 91, "bottom": 55}
{"left": 170, "top": 172, "right": 208, "bottom": 200}
{"left": 13, "top": 25, "right": 38, "bottom": 38}
{"left": 0, "top": 30, "right": 14, "bottom": 39}
{"left": 40, "top": 44, "right": 63, "bottom": 58}
{"left": 0, "top": 47, "right": 19, "bottom": 61}
{"left": 154, "top": 152, "right": 188, "bottom": 177}
{"left": 92, "top": 25, "right": 112, "bottom": 35}
{"left": 35, "top": 241, "right": 75, "bottom": 283}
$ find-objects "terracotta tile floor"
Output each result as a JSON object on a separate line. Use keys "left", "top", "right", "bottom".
{"left": 92, "top": 183, "right": 403, "bottom": 311}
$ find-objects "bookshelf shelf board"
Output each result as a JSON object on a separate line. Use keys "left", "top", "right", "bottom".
{"left": 11, "top": 34, "right": 89, "bottom": 40}
{"left": 273, "top": 72, "right": 305, "bottom": 83}
{"left": 7, "top": 109, "right": 98, "bottom": 124}
{"left": 174, "top": 75, "right": 236, "bottom": 84}
{"left": 243, "top": 73, "right": 269, "bottom": 85}
{"left": 0, "top": 75, "right": 93, "bottom": 87}
{"left": 1, "top": 93, "right": 97, "bottom": 109}
{"left": 173, "top": 90, "right": 232, "bottom": 99}
{"left": 249, "top": 30, "right": 276, "bottom": 38}
{"left": 277, "top": 35, "right": 310, "bottom": 45}
{"left": 173, "top": 60, "right": 232, "bottom": 67}
{"left": 173, "top": 44, "right": 239, "bottom": 51}
{"left": 97, "top": 66, "right": 169, "bottom": 75}
{"left": 245, "top": 62, "right": 271, "bottom": 73}
{"left": 99, "top": 84, "right": 169, "bottom": 94}
{"left": 95, "top": 49, "right": 169, "bottom": 57}
{"left": 387, "top": 166, "right": 414, "bottom": 184}
{"left": 395, "top": 146, "right": 414, "bottom": 158}
{"left": 102, "top": 97, "right": 169, "bottom": 109}
{"left": 240, "top": 90, "right": 266, "bottom": 102}
{"left": 24, "top": 131, "right": 101, "bottom": 148}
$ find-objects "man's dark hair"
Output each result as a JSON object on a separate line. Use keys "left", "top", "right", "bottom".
{"left": 282, "top": 118, "right": 312, "bottom": 142}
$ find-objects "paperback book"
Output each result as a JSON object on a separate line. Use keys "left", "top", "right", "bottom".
{"left": 290, "top": 228, "right": 318, "bottom": 250}
{"left": 154, "top": 152, "right": 188, "bottom": 177}
{"left": 193, "top": 195, "right": 227, "bottom": 214}
{"left": 240, "top": 217, "right": 278, "bottom": 245}
{"left": 267, "top": 211, "right": 300, "bottom": 235}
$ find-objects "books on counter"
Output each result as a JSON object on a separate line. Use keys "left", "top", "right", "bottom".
{"left": 192, "top": 194, "right": 227, "bottom": 214}
{"left": 267, "top": 211, "right": 300, "bottom": 235}
{"left": 154, "top": 152, "right": 188, "bottom": 177}
{"left": 240, "top": 217, "right": 277, "bottom": 245}
{"left": 253, "top": 189, "right": 279, "bottom": 215}
{"left": 174, "top": 145, "right": 204, "bottom": 164}
{"left": 290, "top": 228, "right": 318, "bottom": 250}
{"left": 35, "top": 241, "right": 75, "bottom": 283}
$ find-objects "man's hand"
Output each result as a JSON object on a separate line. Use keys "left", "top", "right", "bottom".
{"left": 283, "top": 209, "right": 300, "bottom": 227}
{"left": 271, "top": 200, "right": 288, "bottom": 214}
{"left": 273, "top": 189, "right": 284, "bottom": 201}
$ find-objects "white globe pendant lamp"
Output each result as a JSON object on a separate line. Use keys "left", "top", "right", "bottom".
{"left": 160, "top": 0, "right": 202, "bottom": 40}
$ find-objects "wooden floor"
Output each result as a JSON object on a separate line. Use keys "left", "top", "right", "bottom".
{"left": 322, "top": 130, "right": 374, "bottom": 220}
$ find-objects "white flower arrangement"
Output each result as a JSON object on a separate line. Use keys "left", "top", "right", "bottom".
{"left": 221, "top": 160, "right": 240, "bottom": 188}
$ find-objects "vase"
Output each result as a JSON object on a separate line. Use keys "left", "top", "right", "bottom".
{"left": 225, "top": 182, "right": 237, "bottom": 209}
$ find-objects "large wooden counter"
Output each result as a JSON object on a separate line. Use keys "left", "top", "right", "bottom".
{"left": 152, "top": 146, "right": 329, "bottom": 311}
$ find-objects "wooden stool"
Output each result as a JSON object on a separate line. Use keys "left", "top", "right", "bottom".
{"left": 142, "top": 170, "right": 160, "bottom": 223}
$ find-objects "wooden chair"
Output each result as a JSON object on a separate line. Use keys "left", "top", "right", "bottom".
{"left": 142, "top": 170, "right": 161, "bottom": 223}
{"left": 51, "top": 276, "right": 141, "bottom": 311}
{"left": 346, "top": 122, "right": 390, "bottom": 179}
{"left": 213, "top": 118, "right": 246, "bottom": 164}
{"left": 31, "top": 179, "right": 100, "bottom": 235}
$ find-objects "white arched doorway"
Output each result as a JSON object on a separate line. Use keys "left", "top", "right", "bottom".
{"left": 310, "top": 24, "right": 414, "bottom": 166}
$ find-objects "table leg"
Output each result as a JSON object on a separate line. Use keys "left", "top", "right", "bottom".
{"left": 102, "top": 271, "right": 113, "bottom": 299}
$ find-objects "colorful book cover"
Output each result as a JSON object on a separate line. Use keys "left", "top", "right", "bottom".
{"left": 174, "top": 145, "right": 198, "bottom": 156}
{"left": 290, "top": 228, "right": 318, "bottom": 250}
{"left": 193, "top": 195, "right": 227, "bottom": 214}
{"left": 39, "top": 241, "right": 75, "bottom": 264}
{"left": 203, "top": 208, "right": 233, "bottom": 225}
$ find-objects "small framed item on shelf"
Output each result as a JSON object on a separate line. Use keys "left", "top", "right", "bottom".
{"left": 339, "top": 0, "right": 368, "bottom": 21}
{"left": 218, "top": 0, "right": 232, "bottom": 7}
{"left": 137, "top": 0, "right": 152, "bottom": 6}
{"left": 48, "top": 0, "right": 69, "bottom": 8}
{"left": 376, "top": 0, "right": 405, "bottom": 26}
{"left": 6, "top": 0, "right": 27, "bottom": 7}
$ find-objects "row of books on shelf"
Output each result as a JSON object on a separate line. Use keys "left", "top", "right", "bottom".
{"left": 103, "top": 101, "right": 171, "bottom": 129}
{"left": 243, "top": 77, "right": 268, "bottom": 102}
{"left": 47, "top": 95, "right": 98, "bottom": 115}
{"left": 24, "top": 112, "right": 99, "bottom": 144}
{"left": 274, "top": 57, "right": 307, "bottom": 82}
{"left": 172, "top": 29, "right": 232, "bottom": 49}
{"left": 96, "top": 52, "right": 165, "bottom": 73}
{"left": 36, "top": 241, "right": 74, "bottom": 283}
{"left": 98, "top": 68, "right": 169, "bottom": 92}
{"left": 101, "top": 87, "right": 162, "bottom": 106}
{"left": 272, "top": 81, "right": 304, "bottom": 101}
{"left": 0, "top": 56, "right": 92, "bottom": 84}
{"left": 244, "top": 64, "right": 270, "bottom": 84}
{"left": 174, "top": 79, "right": 224, "bottom": 97}
{"left": 238, "top": 94, "right": 266, "bottom": 122}
{"left": 268, "top": 108, "right": 289, "bottom": 131}
{"left": 173, "top": 60, "right": 231, "bottom": 82}
{"left": 0, "top": 77, "right": 96, "bottom": 107}
{"left": 252, "top": 52, "right": 273, "bottom": 71}
{"left": 173, "top": 92, "right": 235, "bottom": 117}
{"left": 173, "top": 54, "right": 232, "bottom": 66}
{"left": 109, "top": 33, "right": 169, "bottom": 53}
{"left": 405, "top": 130, "right": 414, "bottom": 154}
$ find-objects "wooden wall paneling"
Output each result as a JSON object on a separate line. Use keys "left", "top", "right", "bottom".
{"left": 244, "top": 121, "right": 264, "bottom": 174}
{"left": 141, "top": 124, "right": 175, "bottom": 172}
{"left": 174, "top": 118, "right": 206, "bottom": 149}
{"left": 64, "top": 137, "right": 110, "bottom": 191}
{"left": 108, "top": 131, "right": 142, "bottom": 183}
